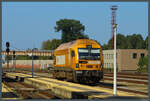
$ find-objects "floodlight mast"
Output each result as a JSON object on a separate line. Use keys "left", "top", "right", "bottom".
{"left": 111, "top": 5, "right": 118, "bottom": 96}
{"left": 113, "top": 24, "right": 117, "bottom": 96}
{"left": 111, "top": 5, "right": 117, "bottom": 49}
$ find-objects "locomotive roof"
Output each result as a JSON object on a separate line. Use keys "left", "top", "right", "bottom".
{"left": 55, "top": 39, "right": 99, "bottom": 51}
{"left": 55, "top": 40, "right": 77, "bottom": 51}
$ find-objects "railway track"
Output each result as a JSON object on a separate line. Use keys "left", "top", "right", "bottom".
{"left": 3, "top": 77, "right": 57, "bottom": 99}
{"left": 104, "top": 73, "right": 148, "bottom": 80}
{"left": 103, "top": 73, "right": 148, "bottom": 85}
{"left": 6, "top": 71, "right": 148, "bottom": 97}
{"left": 14, "top": 70, "right": 148, "bottom": 85}
{"left": 3, "top": 71, "right": 148, "bottom": 99}
{"left": 102, "top": 72, "right": 148, "bottom": 96}
{"left": 95, "top": 82, "right": 148, "bottom": 96}
{"left": 103, "top": 77, "right": 148, "bottom": 85}
{"left": 104, "top": 72, "right": 148, "bottom": 76}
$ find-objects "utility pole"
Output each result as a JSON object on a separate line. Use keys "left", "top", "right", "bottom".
{"left": 13, "top": 51, "right": 16, "bottom": 72}
{"left": 111, "top": 5, "right": 118, "bottom": 96}
{"left": 32, "top": 49, "right": 34, "bottom": 78}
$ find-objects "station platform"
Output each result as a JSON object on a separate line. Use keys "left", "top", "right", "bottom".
{"left": 4, "top": 72, "right": 148, "bottom": 99}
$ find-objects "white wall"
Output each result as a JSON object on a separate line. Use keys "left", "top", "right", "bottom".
{"left": 3, "top": 60, "right": 53, "bottom": 67}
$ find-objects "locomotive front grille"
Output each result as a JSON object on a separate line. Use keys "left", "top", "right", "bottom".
{"left": 86, "top": 65, "right": 93, "bottom": 68}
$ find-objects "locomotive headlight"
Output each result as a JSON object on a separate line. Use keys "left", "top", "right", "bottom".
{"left": 76, "top": 64, "right": 79, "bottom": 68}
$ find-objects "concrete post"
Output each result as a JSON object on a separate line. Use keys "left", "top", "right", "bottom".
{"left": 113, "top": 24, "right": 117, "bottom": 96}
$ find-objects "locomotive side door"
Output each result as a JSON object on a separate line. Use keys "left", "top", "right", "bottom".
{"left": 71, "top": 50, "right": 76, "bottom": 69}
{"left": 71, "top": 49, "right": 78, "bottom": 82}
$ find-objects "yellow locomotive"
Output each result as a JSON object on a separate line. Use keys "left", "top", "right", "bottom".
{"left": 52, "top": 39, "right": 103, "bottom": 83}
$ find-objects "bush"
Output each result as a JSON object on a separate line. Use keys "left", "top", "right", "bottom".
{"left": 137, "top": 55, "right": 148, "bottom": 73}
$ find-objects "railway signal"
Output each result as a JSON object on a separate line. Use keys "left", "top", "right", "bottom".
{"left": 6, "top": 42, "right": 10, "bottom": 48}
{"left": 13, "top": 51, "right": 16, "bottom": 58}
{"left": 6, "top": 42, "right": 10, "bottom": 53}
{"left": 6, "top": 42, "right": 10, "bottom": 72}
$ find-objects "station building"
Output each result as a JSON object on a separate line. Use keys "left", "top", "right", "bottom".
{"left": 102, "top": 49, "right": 148, "bottom": 72}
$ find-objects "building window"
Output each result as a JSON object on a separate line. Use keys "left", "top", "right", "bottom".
{"left": 141, "top": 53, "right": 145, "bottom": 58}
{"left": 133, "top": 53, "right": 137, "bottom": 59}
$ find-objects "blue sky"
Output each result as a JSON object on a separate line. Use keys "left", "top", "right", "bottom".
{"left": 2, "top": 2, "right": 148, "bottom": 50}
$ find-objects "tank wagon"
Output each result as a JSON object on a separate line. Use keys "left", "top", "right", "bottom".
{"left": 51, "top": 39, "right": 103, "bottom": 83}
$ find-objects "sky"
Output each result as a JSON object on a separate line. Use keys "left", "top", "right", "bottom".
{"left": 2, "top": 2, "right": 148, "bottom": 50}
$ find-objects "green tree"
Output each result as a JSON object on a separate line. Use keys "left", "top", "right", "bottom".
{"left": 144, "top": 36, "right": 148, "bottom": 50}
{"left": 105, "top": 34, "right": 127, "bottom": 49}
{"left": 107, "top": 38, "right": 113, "bottom": 49}
{"left": 41, "top": 39, "right": 61, "bottom": 50}
{"left": 137, "top": 55, "right": 148, "bottom": 72}
{"left": 41, "top": 40, "right": 51, "bottom": 50}
{"left": 126, "top": 34, "right": 144, "bottom": 49}
{"left": 137, "top": 35, "right": 148, "bottom": 72}
{"left": 116, "top": 34, "right": 127, "bottom": 49}
{"left": 16, "top": 55, "right": 31, "bottom": 60}
{"left": 102, "top": 44, "right": 109, "bottom": 50}
{"left": 54, "top": 19, "right": 88, "bottom": 43}
{"left": 103, "top": 34, "right": 145, "bottom": 50}
{"left": 33, "top": 48, "right": 38, "bottom": 50}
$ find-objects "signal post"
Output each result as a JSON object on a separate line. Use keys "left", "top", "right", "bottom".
{"left": 6, "top": 42, "right": 10, "bottom": 72}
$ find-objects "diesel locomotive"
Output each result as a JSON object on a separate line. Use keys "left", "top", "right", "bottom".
{"left": 51, "top": 39, "right": 103, "bottom": 83}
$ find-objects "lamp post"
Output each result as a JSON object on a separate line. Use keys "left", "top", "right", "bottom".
{"left": 13, "top": 51, "right": 16, "bottom": 72}
{"left": 32, "top": 49, "right": 34, "bottom": 78}
{"left": 113, "top": 24, "right": 117, "bottom": 96}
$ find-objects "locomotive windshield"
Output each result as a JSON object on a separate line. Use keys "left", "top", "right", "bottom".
{"left": 78, "top": 48, "right": 100, "bottom": 60}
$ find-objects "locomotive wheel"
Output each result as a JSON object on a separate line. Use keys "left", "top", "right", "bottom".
{"left": 73, "top": 71, "right": 78, "bottom": 83}
{"left": 66, "top": 72, "right": 73, "bottom": 82}
{"left": 52, "top": 70, "right": 57, "bottom": 79}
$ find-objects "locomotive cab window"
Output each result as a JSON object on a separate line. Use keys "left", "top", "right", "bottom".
{"left": 78, "top": 48, "right": 100, "bottom": 60}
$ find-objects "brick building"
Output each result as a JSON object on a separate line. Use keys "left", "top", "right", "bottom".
{"left": 103, "top": 49, "right": 148, "bottom": 72}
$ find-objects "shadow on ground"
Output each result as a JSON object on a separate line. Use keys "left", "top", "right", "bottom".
{"left": 105, "top": 96, "right": 146, "bottom": 99}
{"left": 2, "top": 77, "right": 16, "bottom": 82}
{"left": 82, "top": 82, "right": 126, "bottom": 87}
{"left": 2, "top": 92, "right": 19, "bottom": 98}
